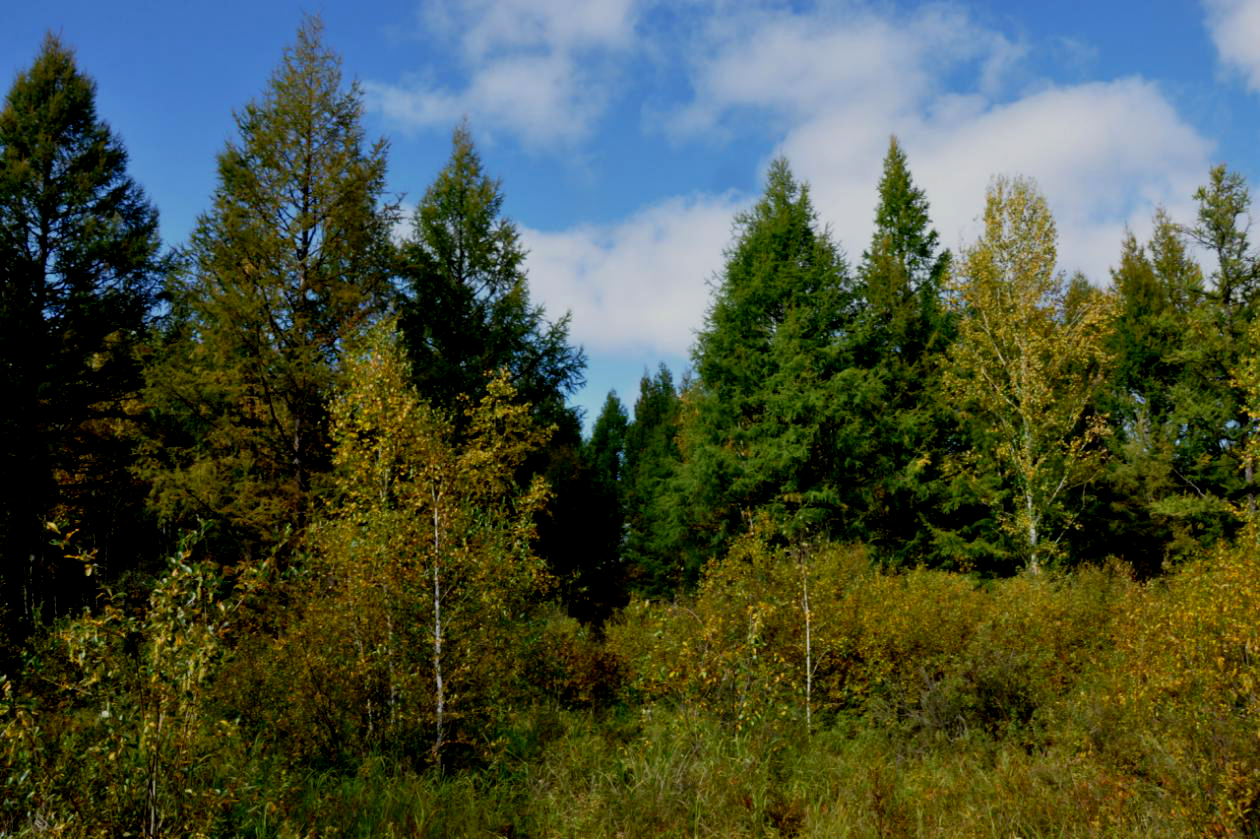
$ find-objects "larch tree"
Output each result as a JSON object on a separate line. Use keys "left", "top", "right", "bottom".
{"left": 141, "top": 17, "right": 397, "bottom": 557}
{"left": 944, "top": 176, "right": 1115, "bottom": 572}
{"left": 0, "top": 34, "right": 162, "bottom": 645}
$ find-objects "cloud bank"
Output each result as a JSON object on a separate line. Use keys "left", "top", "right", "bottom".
{"left": 374, "top": 1, "right": 1215, "bottom": 363}
{"left": 1205, "top": 0, "right": 1260, "bottom": 92}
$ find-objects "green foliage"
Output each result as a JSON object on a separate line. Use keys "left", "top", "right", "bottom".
{"left": 622, "top": 365, "right": 685, "bottom": 594}
{"left": 10, "top": 24, "right": 1260, "bottom": 838}
{"left": 223, "top": 319, "right": 553, "bottom": 767}
{"left": 1058, "top": 531, "right": 1260, "bottom": 834}
{"left": 1, "top": 530, "right": 269, "bottom": 835}
{"left": 848, "top": 136, "right": 956, "bottom": 565}
{"left": 1090, "top": 213, "right": 1231, "bottom": 570}
{"left": 139, "top": 17, "right": 397, "bottom": 557}
{"left": 398, "top": 121, "right": 584, "bottom": 426}
{"left": 563, "top": 391, "right": 630, "bottom": 620}
{"left": 0, "top": 33, "right": 162, "bottom": 648}
{"left": 675, "top": 159, "right": 853, "bottom": 580}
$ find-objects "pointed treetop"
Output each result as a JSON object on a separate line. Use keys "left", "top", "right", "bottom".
{"left": 862, "top": 135, "right": 945, "bottom": 293}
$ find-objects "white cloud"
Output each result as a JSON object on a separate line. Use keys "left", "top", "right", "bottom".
{"left": 378, "top": 1, "right": 1216, "bottom": 361}
{"left": 365, "top": 0, "right": 639, "bottom": 147}
{"left": 522, "top": 193, "right": 745, "bottom": 357}
{"left": 670, "top": 4, "right": 1212, "bottom": 283}
{"left": 1205, "top": 0, "right": 1260, "bottom": 92}
{"left": 666, "top": 5, "right": 1016, "bottom": 139}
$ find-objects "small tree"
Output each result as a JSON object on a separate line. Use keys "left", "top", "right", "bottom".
{"left": 944, "top": 176, "right": 1115, "bottom": 571}
{"left": 312, "top": 319, "right": 551, "bottom": 760}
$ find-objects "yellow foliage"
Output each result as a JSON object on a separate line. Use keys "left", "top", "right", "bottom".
{"left": 945, "top": 176, "right": 1116, "bottom": 570}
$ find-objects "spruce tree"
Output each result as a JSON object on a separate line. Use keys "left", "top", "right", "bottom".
{"left": 849, "top": 136, "right": 954, "bottom": 564}
{"left": 1185, "top": 166, "right": 1260, "bottom": 514}
{"left": 0, "top": 34, "right": 162, "bottom": 644}
{"left": 398, "top": 122, "right": 584, "bottom": 426}
{"left": 141, "top": 17, "right": 396, "bottom": 557}
{"left": 621, "top": 366, "right": 684, "bottom": 594}
{"left": 675, "top": 159, "right": 853, "bottom": 581}
{"left": 1086, "top": 214, "right": 1216, "bottom": 569}
{"left": 567, "top": 392, "right": 629, "bottom": 620}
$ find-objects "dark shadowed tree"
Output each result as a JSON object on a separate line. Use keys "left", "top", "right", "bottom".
{"left": 397, "top": 122, "right": 584, "bottom": 427}
{"left": 621, "top": 365, "right": 684, "bottom": 594}
{"left": 0, "top": 33, "right": 162, "bottom": 648}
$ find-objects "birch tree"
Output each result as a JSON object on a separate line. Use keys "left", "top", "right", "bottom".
{"left": 316, "top": 320, "right": 551, "bottom": 760}
{"left": 945, "top": 176, "right": 1115, "bottom": 571}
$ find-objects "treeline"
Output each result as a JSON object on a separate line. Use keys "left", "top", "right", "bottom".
{"left": 3, "top": 16, "right": 1260, "bottom": 836}
{"left": 598, "top": 139, "right": 1259, "bottom": 589}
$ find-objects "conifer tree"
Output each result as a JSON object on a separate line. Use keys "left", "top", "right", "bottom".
{"left": 622, "top": 366, "right": 684, "bottom": 593}
{"left": 1087, "top": 214, "right": 1216, "bottom": 569}
{"left": 141, "top": 17, "right": 396, "bottom": 556}
{"left": 564, "top": 392, "right": 629, "bottom": 620}
{"left": 675, "top": 159, "right": 853, "bottom": 581}
{"left": 398, "top": 122, "right": 583, "bottom": 426}
{"left": 0, "top": 34, "right": 162, "bottom": 643}
{"left": 1185, "top": 165, "right": 1260, "bottom": 514}
{"left": 849, "top": 136, "right": 954, "bottom": 563}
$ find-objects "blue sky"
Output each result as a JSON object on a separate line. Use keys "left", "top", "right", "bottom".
{"left": 5, "top": 1, "right": 1260, "bottom": 429}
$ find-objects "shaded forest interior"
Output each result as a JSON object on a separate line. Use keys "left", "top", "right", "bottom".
{"left": 3, "top": 17, "right": 1260, "bottom": 837}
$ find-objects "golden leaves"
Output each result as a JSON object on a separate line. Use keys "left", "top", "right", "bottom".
{"left": 946, "top": 176, "right": 1116, "bottom": 568}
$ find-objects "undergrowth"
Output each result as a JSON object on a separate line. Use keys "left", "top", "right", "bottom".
{"left": 3, "top": 531, "right": 1258, "bottom": 836}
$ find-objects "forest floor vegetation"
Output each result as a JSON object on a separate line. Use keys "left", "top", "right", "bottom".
{"left": 4, "top": 528, "right": 1259, "bottom": 837}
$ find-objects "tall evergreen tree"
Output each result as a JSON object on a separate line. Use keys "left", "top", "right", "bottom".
{"left": 1085, "top": 214, "right": 1216, "bottom": 570}
{"left": 397, "top": 122, "right": 584, "bottom": 426}
{"left": 565, "top": 392, "right": 629, "bottom": 621}
{"left": 0, "top": 34, "right": 162, "bottom": 644}
{"left": 140, "top": 17, "right": 396, "bottom": 557}
{"left": 674, "top": 159, "right": 853, "bottom": 582}
{"left": 622, "top": 366, "right": 684, "bottom": 594}
{"left": 1185, "top": 165, "right": 1260, "bottom": 513}
{"left": 849, "top": 136, "right": 954, "bottom": 564}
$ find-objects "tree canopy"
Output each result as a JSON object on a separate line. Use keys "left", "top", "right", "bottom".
{"left": 0, "top": 33, "right": 163, "bottom": 650}
{"left": 140, "top": 17, "right": 397, "bottom": 556}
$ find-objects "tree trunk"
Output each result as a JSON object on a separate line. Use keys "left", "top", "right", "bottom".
{"left": 431, "top": 490, "right": 445, "bottom": 761}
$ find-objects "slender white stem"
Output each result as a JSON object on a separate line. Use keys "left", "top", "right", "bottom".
{"left": 432, "top": 486, "right": 444, "bottom": 760}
